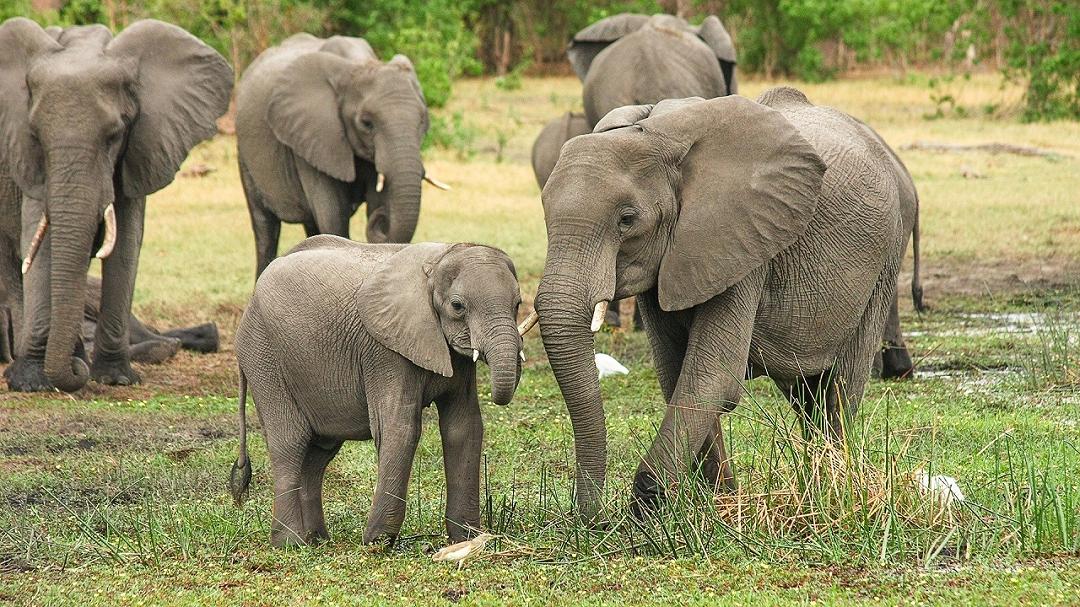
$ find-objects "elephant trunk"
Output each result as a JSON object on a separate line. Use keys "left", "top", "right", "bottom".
{"left": 377, "top": 140, "right": 424, "bottom": 243}
{"left": 484, "top": 321, "right": 522, "bottom": 406}
{"left": 535, "top": 260, "right": 610, "bottom": 520}
{"left": 42, "top": 188, "right": 99, "bottom": 392}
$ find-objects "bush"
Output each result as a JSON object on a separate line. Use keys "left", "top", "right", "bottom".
{"left": 1000, "top": 0, "right": 1080, "bottom": 121}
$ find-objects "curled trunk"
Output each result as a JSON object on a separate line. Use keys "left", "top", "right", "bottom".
{"left": 485, "top": 322, "right": 521, "bottom": 406}
{"left": 376, "top": 141, "right": 424, "bottom": 243}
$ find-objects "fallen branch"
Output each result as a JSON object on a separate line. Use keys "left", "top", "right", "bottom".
{"left": 901, "top": 141, "right": 1064, "bottom": 159}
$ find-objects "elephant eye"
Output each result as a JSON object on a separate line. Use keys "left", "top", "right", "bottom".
{"left": 618, "top": 211, "right": 636, "bottom": 232}
{"left": 450, "top": 299, "right": 465, "bottom": 313}
{"left": 359, "top": 116, "right": 375, "bottom": 131}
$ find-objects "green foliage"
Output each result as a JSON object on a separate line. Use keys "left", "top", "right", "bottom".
{"left": 326, "top": 0, "right": 481, "bottom": 108}
{"left": 1000, "top": 0, "right": 1080, "bottom": 121}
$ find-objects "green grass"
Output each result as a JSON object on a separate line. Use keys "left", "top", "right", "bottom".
{"left": 2, "top": 73, "right": 1080, "bottom": 605}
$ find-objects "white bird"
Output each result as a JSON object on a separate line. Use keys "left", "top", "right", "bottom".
{"left": 595, "top": 352, "right": 629, "bottom": 379}
{"left": 914, "top": 469, "right": 966, "bottom": 506}
{"left": 432, "top": 533, "right": 495, "bottom": 570}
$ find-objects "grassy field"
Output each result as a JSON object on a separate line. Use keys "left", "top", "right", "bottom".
{"left": 1, "top": 74, "right": 1079, "bottom": 605}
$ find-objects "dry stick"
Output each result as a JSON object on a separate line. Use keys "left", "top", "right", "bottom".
{"left": 900, "top": 141, "right": 1065, "bottom": 158}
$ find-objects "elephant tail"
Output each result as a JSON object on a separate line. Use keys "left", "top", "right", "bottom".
{"left": 910, "top": 195, "right": 926, "bottom": 313}
{"left": 229, "top": 367, "right": 253, "bottom": 507}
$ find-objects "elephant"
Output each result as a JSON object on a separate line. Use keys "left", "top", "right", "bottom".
{"left": 236, "top": 33, "right": 449, "bottom": 279}
{"left": 0, "top": 274, "right": 218, "bottom": 365}
{"left": 862, "top": 121, "right": 924, "bottom": 379}
{"left": 531, "top": 112, "right": 590, "bottom": 190}
{"left": 568, "top": 13, "right": 737, "bottom": 128}
{"left": 229, "top": 235, "right": 525, "bottom": 547}
{"left": 532, "top": 88, "right": 906, "bottom": 518}
{"left": 0, "top": 18, "right": 232, "bottom": 392}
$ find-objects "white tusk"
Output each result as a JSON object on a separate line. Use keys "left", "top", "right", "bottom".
{"left": 517, "top": 310, "right": 539, "bottom": 336}
{"left": 94, "top": 204, "right": 117, "bottom": 260}
{"left": 21, "top": 214, "right": 49, "bottom": 275}
{"left": 472, "top": 349, "right": 480, "bottom": 362}
{"left": 424, "top": 175, "right": 451, "bottom": 191}
{"left": 519, "top": 350, "right": 526, "bottom": 363}
{"left": 590, "top": 301, "right": 609, "bottom": 333}
{"left": 376, "top": 172, "right": 385, "bottom": 193}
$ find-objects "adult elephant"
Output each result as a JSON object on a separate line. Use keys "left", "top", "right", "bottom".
{"left": 532, "top": 89, "right": 905, "bottom": 518}
{"left": 568, "top": 13, "right": 737, "bottom": 128}
{"left": 0, "top": 18, "right": 232, "bottom": 392}
{"left": 0, "top": 274, "right": 219, "bottom": 365}
{"left": 236, "top": 33, "right": 448, "bottom": 278}
{"left": 531, "top": 113, "right": 589, "bottom": 190}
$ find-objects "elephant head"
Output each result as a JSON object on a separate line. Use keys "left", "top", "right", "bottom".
{"left": 357, "top": 243, "right": 523, "bottom": 405}
{"left": 267, "top": 41, "right": 433, "bottom": 243}
{"left": 0, "top": 18, "right": 232, "bottom": 391}
{"left": 534, "top": 96, "right": 825, "bottom": 515}
{"left": 567, "top": 13, "right": 737, "bottom": 93}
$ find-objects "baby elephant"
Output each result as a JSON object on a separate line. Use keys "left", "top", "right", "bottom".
{"left": 230, "top": 236, "right": 524, "bottom": 547}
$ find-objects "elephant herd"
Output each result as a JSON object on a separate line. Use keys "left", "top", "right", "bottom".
{"left": 0, "top": 13, "right": 926, "bottom": 547}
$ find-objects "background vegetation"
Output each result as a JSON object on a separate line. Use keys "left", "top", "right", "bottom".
{"left": 7, "top": 0, "right": 1078, "bottom": 119}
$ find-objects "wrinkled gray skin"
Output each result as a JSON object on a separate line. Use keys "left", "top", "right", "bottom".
{"left": 531, "top": 113, "right": 591, "bottom": 190}
{"left": 534, "top": 89, "right": 905, "bottom": 519}
{"left": 862, "top": 121, "right": 924, "bottom": 379}
{"left": 237, "top": 33, "right": 432, "bottom": 279}
{"left": 0, "top": 18, "right": 232, "bottom": 392}
{"left": 0, "top": 274, "right": 218, "bottom": 365}
{"left": 230, "top": 236, "right": 523, "bottom": 547}
{"left": 569, "top": 13, "right": 737, "bottom": 128}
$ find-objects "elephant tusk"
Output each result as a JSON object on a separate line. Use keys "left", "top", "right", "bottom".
{"left": 21, "top": 214, "right": 49, "bottom": 275}
{"left": 376, "top": 172, "right": 385, "bottom": 193}
{"left": 424, "top": 175, "right": 451, "bottom": 191}
{"left": 590, "top": 301, "right": 609, "bottom": 333}
{"left": 517, "top": 310, "right": 539, "bottom": 336}
{"left": 519, "top": 350, "right": 526, "bottom": 363}
{"left": 95, "top": 204, "right": 117, "bottom": 260}
{"left": 472, "top": 349, "right": 480, "bottom": 363}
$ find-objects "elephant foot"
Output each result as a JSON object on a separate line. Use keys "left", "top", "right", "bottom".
{"left": 162, "top": 322, "right": 219, "bottom": 353}
{"left": 270, "top": 526, "right": 309, "bottom": 549}
{"left": 130, "top": 337, "right": 182, "bottom": 364}
{"left": 630, "top": 470, "right": 665, "bottom": 519}
{"left": 305, "top": 528, "right": 331, "bottom": 545}
{"left": 90, "top": 356, "right": 141, "bottom": 386}
{"left": 880, "top": 344, "right": 914, "bottom": 380}
{"left": 362, "top": 526, "right": 399, "bottom": 548}
{"left": 3, "top": 357, "right": 53, "bottom": 392}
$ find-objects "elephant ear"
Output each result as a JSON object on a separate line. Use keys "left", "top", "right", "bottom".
{"left": 0, "top": 18, "right": 61, "bottom": 200}
{"left": 567, "top": 13, "right": 650, "bottom": 81}
{"left": 639, "top": 96, "right": 826, "bottom": 311}
{"left": 107, "top": 20, "right": 234, "bottom": 197}
{"left": 695, "top": 16, "right": 737, "bottom": 93}
{"left": 319, "top": 35, "right": 375, "bottom": 61}
{"left": 267, "top": 52, "right": 356, "bottom": 182}
{"left": 356, "top": 243, "right": 454, "bottom": 377}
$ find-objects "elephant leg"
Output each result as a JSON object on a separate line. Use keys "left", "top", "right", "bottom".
{"left": 879, "top": 294, "right": 914, "bottom": 379}
{"left": 0, "top": 239, "right": 22, "bottom": 364}
{"left": 161, "top": 323, "right": 219, "bottom": 353}
{"left": 636, "top": 289, "right": 688, "bottom": 404}
{"left": 777, "top": 372, "right": 832, "bottom": 439}
{"left": 364, "top": 385, "right": 423, "bottom": 546}
{"left": 365, "top": 204, "right": 389, "bottom": 243}
{"left": 241, "top": 162, "right": 281, "bottom": 279}
{"left": 607, "top": 299, "right": 623, "bottom": 327}
{"left": 91, "top": 197, "right": 145, "bottom": 386}
{"left": 297, "top": 159, "right": 352, "bottom": 238}
{"left": 299, "top": 438, "right": 342, "bottom": 544}
{"left": 632, "top": 279, "right": 761, "bottom": 514}
{"left": 697, "top": 416, "right": 737, "bottom": 493}
{"left": 436, "top": 385, "right": 483, "bottom": 543}
{"left": 302, "top": 221, "right": 319, "bottom": 238}
{"left": 5, "top": 197, "right": 56, "bottom": 391}
{"left": 268, "top": 437, "right": 310, "bottom": 548}
{"left": 823, "top": 265, "right": 899, "bottom": 438}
